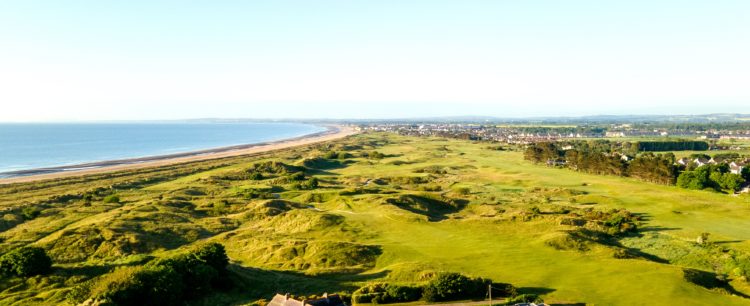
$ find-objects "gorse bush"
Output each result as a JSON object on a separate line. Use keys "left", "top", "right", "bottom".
{"left": 21, "top": 207, "right": 42, "bottom": 220}
{"left": 69, "top": 242, "right": 230, "bottom": 305}
{"left": 0, "top": 246, "right": 52, "bottom": 277}
{"left": 353, "top": 283, "right": 422, "bottom": 304}
{"left": 422, "top": 272, "right": 490, "bottom": 302}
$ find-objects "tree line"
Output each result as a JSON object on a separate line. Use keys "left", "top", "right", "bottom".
{"left": 524, "top": 142, "right": 748, "bottom": 192}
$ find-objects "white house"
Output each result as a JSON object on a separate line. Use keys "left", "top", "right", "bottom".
{"left": 730, "top": 161, "right": 746, "bottom": 175}
{"left": 693, "top": 158, "right": 710, "bottom": 167}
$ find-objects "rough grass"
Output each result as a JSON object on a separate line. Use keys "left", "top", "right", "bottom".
{"left": 2, "top": 133, "right": 750, "bottom": 305}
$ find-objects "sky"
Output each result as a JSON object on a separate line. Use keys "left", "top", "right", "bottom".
{"left": 0, "top": 1, "right": 748, "bottom": 121}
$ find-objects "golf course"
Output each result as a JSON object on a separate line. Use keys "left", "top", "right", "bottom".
{"left": 1, "top": 132, "right": 750, "bottom": 305}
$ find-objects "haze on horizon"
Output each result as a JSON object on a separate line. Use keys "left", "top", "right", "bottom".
{"left": 1, "top": 1, "right": 748, "bottom": 122}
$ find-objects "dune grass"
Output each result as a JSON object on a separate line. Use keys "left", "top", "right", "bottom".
{"left": 1, "top": 133, "right": 750, "bottom": 305}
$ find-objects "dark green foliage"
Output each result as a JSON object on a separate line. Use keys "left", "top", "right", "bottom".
{"left": 192, "top": 242, "right": 230, "bottom": 272}
{"left": 564, "top": 149, "right": 627, "bottom": 176}
{"left": 21, "top": 206, "right": 42, "bottom": 220}
{"left": 97, "top": 265, "right": 183, "bottom": 306}
{"left": 505, "top": 294, "right": 542, "bottom": 304}
{"left": 524, "top": 142, "right": 561, "bottom": 164}
{"left": 249, "top": 172, "right": 264, "bottom": 180}
{"left": 421, "top": 272, "right": 490, "bottom": 302}
{"left": 0, "top": 246, "right": 52, "bottom": 277}
{"left": 636, "top": 141, "right": 709, "bottom": 152}
{"left": 677, "top": 165, "right": 746, "bottom": 192}
{"left": 71, "top": 243, "right": 230, "bottom": 305}
{"left": 527, "top": 143, "right": 677, "bottom": 183}
{"left": 293, "top": 177, "right": 319, "bottom": 190}
{"left": 677, "top": 170, "right": 710, "bottom": 190}
{"left": 322, "top": 151, "right": 352, "bottom": 160}
{"left": 242, "top": 188, "right": 278, "bottom": 200}
{"left": 582, "top": 208, "right": 639, "bottom": 235}
{"left": 627, "top": 153, "right": 678, "bottom": 184}
{"left": 490, "top": 283, "right": 518, "bottom": 298}
{"left": 353, "top": 283, "right": 422, "bottom": 304}
{"left": 712, "top": 153, "right": 740, "bottom": 163}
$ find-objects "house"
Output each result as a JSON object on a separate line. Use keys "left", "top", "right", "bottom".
{"left": 730, "top": 161, "right": 746, "bottom": 175}
{"left": 620, "top": 154, "right": 634, "bottom": 162}
{"left": 268, "top": 293, "right": 346, "bottom": 306}
{"left": 693, "top": 158, "right": 710, "bottom": 167}
{"left": 546, "top": 159, "right": 566, "bottom": 167}
{"left": 677, "top": 157, "right": 690, "bottom": 166}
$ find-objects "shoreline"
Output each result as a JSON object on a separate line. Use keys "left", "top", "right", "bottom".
{"left": 0, "top": 124, "right": 357, "bottom": 185}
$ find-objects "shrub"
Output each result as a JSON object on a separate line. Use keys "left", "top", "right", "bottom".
{"left": 0, "top": 246, "right": 52, "bottom": 277}
{"left": 422, "top": 272, "right": 490, "bottom": 302}
{"left": 249, "top": 172, "right": 264, "bottom": 180}
{"left": 505, "top": 294, "right": 542, "bottom": 304}
{"left": 73, "top": 243, "right": 231, "bottom": 305}
{"left": 353, "top": 283, "right": 422, "bottom": 304}
{"left": 85, "top": 265, "right": 183, "bottom": 306}
{"left": 192, "top": 242, "right": 229, "bottom": 272}
{"left": 21, "top": 207, "right": 42, "bottom": 220}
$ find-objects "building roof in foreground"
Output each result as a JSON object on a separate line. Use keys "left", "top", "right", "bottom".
{"left": 268, "top": 293, "right": 345, "bottom": 306}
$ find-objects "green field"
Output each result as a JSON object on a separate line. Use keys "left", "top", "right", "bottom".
{"left": 2, "top": 133, "right": 750, "bottom": 305}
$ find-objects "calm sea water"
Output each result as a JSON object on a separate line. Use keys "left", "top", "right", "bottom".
{"left": 0, "top": 122, "right": 326, "bottom": 175}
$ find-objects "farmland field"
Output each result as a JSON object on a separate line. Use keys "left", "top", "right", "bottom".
{"left": 2, "top": 132, "right": 750, "bottom": 305}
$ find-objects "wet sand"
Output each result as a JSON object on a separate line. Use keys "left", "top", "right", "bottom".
{"left": 0, "top": 125, "right": 357, "bottom": 185}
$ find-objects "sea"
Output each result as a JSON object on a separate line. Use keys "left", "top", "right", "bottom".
{"left": 0, "top": 122, "right": 326, "bottom": 177}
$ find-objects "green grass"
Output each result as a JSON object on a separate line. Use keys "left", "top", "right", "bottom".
{"left": 2, "top": 133, "right": 750, "bottom": 305}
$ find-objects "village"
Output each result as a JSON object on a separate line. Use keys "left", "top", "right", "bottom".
{"left": 357, "top": 123, "right": 750, "bottom": 146}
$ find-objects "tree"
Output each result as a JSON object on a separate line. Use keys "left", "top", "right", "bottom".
{"left": 676, "top": 170, "right": 709, "bottom": 190}
{"left": 719, "top": 173, "right": 745, "bottom": 192}
{"left": 0, "top": 247, "right": 52, "bottom": 277}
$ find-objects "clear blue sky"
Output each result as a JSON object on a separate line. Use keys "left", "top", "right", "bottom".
{"left": 1, "top": 1, "right": 748, "bottom": 121}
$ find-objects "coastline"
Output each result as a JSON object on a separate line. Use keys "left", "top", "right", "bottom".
{"left": 0, "top": 124, "right": 358, "bottom": 185}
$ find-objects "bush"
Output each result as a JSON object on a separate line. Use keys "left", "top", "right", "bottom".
{"left": 83, "top": 265, "right": 183, "bottom": 306}
{"left": 422, "top": 272, "right": 490, "bottom": 302}
{"left": 505, "top": 294, "right": 542, "bottom": 304}
{"left": 249, "top": 172, "right": 264, "bottom": 180}
{"left": 353, "top": 283, "right": 422, "bottom": 304}
{"left": 21, "top": 207, "right": 42, "bottom": 220}
{"left": 73, "top": 243, "right": 231, "bottom": 305}
{"left": 0, "top": 246, "right": 52, "bottom": 277}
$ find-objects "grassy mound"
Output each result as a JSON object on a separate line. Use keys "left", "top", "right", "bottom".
{"left": 243, "top": 240, "right": 381, "bottom": 273}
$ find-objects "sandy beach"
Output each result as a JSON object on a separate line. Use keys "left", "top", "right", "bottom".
{"left": 0, "top": 125, "right": 357, "bottom": 185}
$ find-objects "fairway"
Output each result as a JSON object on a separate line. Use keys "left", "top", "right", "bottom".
{"left": 1, "top": 133, "right": 750, "bottom": 305}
